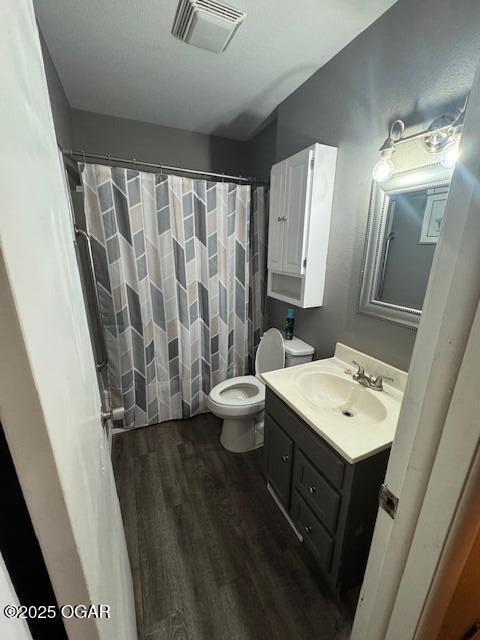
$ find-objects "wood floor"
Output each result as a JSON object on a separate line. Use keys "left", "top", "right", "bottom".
{"left": 112, "top": 413, "right": 354, "bottom": 640}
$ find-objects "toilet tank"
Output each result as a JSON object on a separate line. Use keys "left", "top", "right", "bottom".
{"left": 284, "top": 337, "right": 315, "bottom": 367}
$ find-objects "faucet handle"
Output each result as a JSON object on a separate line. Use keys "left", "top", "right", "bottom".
{"left": 371, "top": 375, "right": 394, "bottom": 390}
{"left": 352, "top": 360, "right": 365, "bottom": 376}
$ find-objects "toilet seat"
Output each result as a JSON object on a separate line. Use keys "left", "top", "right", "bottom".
{"left": 255, "top": 328, "right": 285, "bottom": 376}
{"left": 209, "top": 375, "right": 264, "bottom": 406}
{"left": 208, "top": 375, "right": 265, "bottom": 416}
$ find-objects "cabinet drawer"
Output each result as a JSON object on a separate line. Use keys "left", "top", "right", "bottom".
{"left": 266, "top": 389, "right": 345, "bottom": 488}
{"left": 291, "top": 491, "right": 333, "bottom": 572}
{"left": 264, "top": 414, "right": 294, "bottom": 509}
{"left": 293, "top": 450, "right": 340, "bottom": 534}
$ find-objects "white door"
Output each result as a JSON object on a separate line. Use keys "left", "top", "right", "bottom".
{"left": 351, "top": 60, "right": 480, "bottom": 640}
{"left": 0, "top": 2, "right": 136, "bottom": 639}
{"left": 282, "top": 147, "right": 313, "bottom": 275}
{"left": 267, "top": 159, "right": 287, "bottom": 271}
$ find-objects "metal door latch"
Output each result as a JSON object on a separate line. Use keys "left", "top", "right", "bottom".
{"left": 379, "top": 483, "right": 399, "bottom": 519}
{"left": 101, "top": 406, "right": 125, "bottom": 425}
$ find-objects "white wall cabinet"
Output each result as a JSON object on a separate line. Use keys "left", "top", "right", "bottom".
{"left": 267, "top": 143, "right": 337, "bottom": 308}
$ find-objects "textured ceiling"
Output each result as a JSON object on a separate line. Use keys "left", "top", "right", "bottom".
{"left": 35, "top": 0, "right": 398, "bottom": 140}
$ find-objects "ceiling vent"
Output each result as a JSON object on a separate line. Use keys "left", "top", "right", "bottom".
{"left": 172, "top": 0, "right": 246, "bottom": 53}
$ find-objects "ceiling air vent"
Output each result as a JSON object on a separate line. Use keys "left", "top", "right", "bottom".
{"left": 172, "top": 0, "right": 246, "bottom": 53}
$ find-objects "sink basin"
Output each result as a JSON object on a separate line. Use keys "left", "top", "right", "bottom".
{"left": 260, "top": 343, "right": 407, "bottom": 463}
{"left": 293, "top": 370, "right": 387, "bottom": 425}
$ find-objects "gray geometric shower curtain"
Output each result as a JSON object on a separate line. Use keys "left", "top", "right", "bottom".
{"left": 248, "top": 185, "right": 269, "bottom": 370}
{"left": 81, "top": 164, "right": 267, "bottom": 429}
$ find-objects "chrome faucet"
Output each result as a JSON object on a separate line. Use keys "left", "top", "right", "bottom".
{"left": 352, "top": 361, "right": 393, "bottom": 391}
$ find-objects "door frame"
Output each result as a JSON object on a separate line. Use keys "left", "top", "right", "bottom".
{"left": 351, "top": 59, "right": 480, "bottom": 640}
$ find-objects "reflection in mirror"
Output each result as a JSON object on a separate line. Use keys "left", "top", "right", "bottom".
{"left": 376, "top": 185, "right": 448, "bottom": 310}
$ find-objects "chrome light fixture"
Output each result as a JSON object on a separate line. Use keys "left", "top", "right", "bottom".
{"left": 372, "top": 120, "right": 405, "bottom": 183}
{"left": 440, "top": 140, "right": 460, "bottom": 168}
{"left": 423, "top": 113, "right": 459, "bottom": 153}
{"left": 372, "top": 99, "right": 467, "bottom": 182}
{"left": 424, "top": 110, "right": 464, "bottom": 169}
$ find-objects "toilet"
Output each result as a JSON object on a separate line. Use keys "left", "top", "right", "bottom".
{"left": 208, "top": 328, "right": 314, "bottom": 453}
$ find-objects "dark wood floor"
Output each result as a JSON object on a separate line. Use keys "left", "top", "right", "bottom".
{"left": 112, "top": 413, "right": 354, "bottom": 640}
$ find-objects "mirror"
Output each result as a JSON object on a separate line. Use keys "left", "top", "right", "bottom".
{"left": 359, "top": 157, "right": 453, "bottom": 328}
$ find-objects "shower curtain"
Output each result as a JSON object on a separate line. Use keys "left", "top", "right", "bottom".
{"left": 81, "top": 164, "right": 268, "bottom": 428}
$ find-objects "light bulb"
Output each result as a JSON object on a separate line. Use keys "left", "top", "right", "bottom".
{"left": 372, "top": 157, "right": 395, "bottom": 182}
{"left": 441, "top": 143, "right": 460, "bottom": 168}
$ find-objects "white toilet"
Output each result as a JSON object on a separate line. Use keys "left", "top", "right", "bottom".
{"left": 208, "top": 328, "right": 314, "bottom": 453}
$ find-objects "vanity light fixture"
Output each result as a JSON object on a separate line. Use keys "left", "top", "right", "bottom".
{"left": 373, "top": 98, "right": 467, "bottom": 182}
{"left": 440, "top": 137, "right": 461, "bottom": 168}
{"left": 423, "top": 113, "right": 460, "bottom": 153}
{"left": 372, "top": 120, "right": 405, "bottom": 182}
{"left": 371, "top": 155, "right": 395, "bottom": 183}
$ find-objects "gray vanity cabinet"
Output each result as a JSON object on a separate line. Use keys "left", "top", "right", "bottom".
{"left": 264, "top": 415, "right": 294, "bottom": 508}
{"left": 264, "top": 388, "right": 390, "bottom": 593}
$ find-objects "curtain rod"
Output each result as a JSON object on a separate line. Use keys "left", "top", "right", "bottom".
{"left": 62, "top": 148, "right": 268, "bottom": 185}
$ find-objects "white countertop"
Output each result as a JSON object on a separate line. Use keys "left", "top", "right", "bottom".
{"left": 261, "top": 343, "right": 407, "bottom": 464}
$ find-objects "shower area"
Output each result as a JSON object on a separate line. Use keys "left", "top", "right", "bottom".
{"left": 65, "top": 153, "right": 268, "bottom": 431}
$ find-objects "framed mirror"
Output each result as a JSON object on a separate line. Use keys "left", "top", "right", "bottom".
{"left": 359, "top": 160, "right": 454, "bottom": 328}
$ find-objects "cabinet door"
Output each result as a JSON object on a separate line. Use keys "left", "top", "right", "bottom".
{"left": 293, "top": 450, "right": 341, "bottom": 534}
{"left": 267, "top": 160, "right": 286, "bottom": 271}
{"left": 264, "top": 414, "right": 294, "bottom": 508}
{"left": 290, "top": 491, "right": 334, "bottom": 571}
{"left": 282, "top": 148, "right": 314, "bottom": 275}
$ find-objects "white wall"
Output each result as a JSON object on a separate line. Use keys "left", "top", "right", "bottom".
{"left": 0, "top": 2, "right": 136, "bottom": 639}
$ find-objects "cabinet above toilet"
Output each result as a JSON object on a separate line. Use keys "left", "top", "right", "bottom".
{"left": 267, "top": 143, "right": 337, "bottom": 308}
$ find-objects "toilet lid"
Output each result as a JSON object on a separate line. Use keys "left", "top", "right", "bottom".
{"left": 255, "top": 328, "right": 285, "bottom": 375}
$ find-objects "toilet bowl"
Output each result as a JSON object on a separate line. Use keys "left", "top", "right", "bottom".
{"left": 208, "top": 329, "right": 314, "bottom": 453}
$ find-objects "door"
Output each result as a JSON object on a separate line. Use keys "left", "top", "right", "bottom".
{"left": 267, "top": 159, "right": 287, "bottom": 271}
{"left": 264, "top": 415, "right": 294, "bottom": 508}
{"left": 0, "top": 3, "right": 136, "bottom": 639}
{"left": 282, "top": 147, "right": 313, "bottom": 275}
{"left": 351, "top": 60, "right": 480, "bottom": 640}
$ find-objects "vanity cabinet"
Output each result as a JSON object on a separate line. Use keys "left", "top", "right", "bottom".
{"left": 264, "top": 388, "right": 390, "bottom": 593}
{"left": 267, "top": 143, "right": 337, "bottom": 308}
{"left": 264, "top": 415, "right": 293, "bottom": 508}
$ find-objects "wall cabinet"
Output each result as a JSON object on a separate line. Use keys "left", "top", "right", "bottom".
{"left": 264, "top": 388, "right": 389, "bottom": 593}
{"left": 267, "top": 143, "right": 337, "bottom": 308}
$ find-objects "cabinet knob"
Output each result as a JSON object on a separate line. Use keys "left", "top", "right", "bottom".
{"left": 277, "top": 216, "right": 287, "bottom": 222}
{"left": 308, "top": 485, "right": 316, "bottom": 495}
{"left": 304, "top": 525, "right": 312, "bottom": 534}
{"left": 281, "top": 455, "right": 289, "bottom": 463}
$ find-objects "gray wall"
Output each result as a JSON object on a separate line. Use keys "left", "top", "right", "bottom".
{"left": 39, "top": 32, "right": 73, "bottom": 148}
{"left": 247, "top": 119, "right": 277, "bottom": 181}
{"left": 71, "top": 109, "right": 250, "bottom": 177}
{"left": 268, "top": 0, "right": 480, "bottom": 371}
